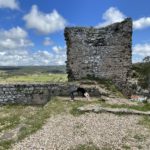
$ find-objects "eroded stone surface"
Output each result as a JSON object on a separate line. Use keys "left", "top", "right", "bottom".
{"left": 65, "top": 18, "right": 132, "bottom": 96}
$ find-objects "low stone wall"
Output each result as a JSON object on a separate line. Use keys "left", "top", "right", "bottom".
{"left": 0, "top": 83, "right": 102, "bottom": 105}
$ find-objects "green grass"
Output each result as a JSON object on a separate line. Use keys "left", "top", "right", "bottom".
{"left": 0, "top": 140, "right": 14, "bottom": 150}
{"left": 133, "top": 134, "right": 145, "bottom": 141}
{"left": 139, "top": 116, "right": 150, "bottom": 130}
{"left": 0, "top": 97, "right": 103, "bottom": 149}
{"left": 101, "top": 102, "right": 150, "bottom": 112}
{"left": 0, "top": 98, "right": 67, "bottom": 149}
{"left": 122, "top": 145, "right": 131, "bottom": 150}
{"left": 0, "top": 73, "right": 68, "bottom": 83}
{"left": 0, "top": 66, "right": 66, "bottom": 75}
{"left": 1, "top": 97, "right": 150, "bottom": 149}
{"left": 132, "top": 62, "right": 150, "bottom": 89}
{"left": 80, "top": 77, "right": 125, "bottom": 98}
{"left": 70, "top": 143, "right": 113, "bottom": 150}
{"left": 69, "top": 143, "right": 100, "bottom": 150}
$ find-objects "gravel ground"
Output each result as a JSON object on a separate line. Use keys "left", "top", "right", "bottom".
{"left": 12, "top": 113, "right": 150, "bottom": 150}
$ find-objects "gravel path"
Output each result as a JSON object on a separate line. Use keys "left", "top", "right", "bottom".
{"left": 12, "top": 113, "right": 150, "bottom": 150}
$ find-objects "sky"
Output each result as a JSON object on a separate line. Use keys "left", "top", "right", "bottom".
{"left": 0, "top": 0, "right": 150, "bottom": 66}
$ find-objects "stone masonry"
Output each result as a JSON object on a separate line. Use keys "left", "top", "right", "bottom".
{"left": 0, "top": 83, "right": 102, "bottom": 105}
{"left": 65, "top": 18, "right": 132, "bottom": 95}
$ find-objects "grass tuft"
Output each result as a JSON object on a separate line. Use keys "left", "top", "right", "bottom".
{"left": 69, "top": 142, "right": 100, "bottom": 150}
{"left": 139, "top": 116, "right": 150, "bottom": 129}
{"left": 101, "top": 102, "right": 150, "bottom": 112}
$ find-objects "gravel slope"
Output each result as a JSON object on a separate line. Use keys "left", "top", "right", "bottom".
{"left": 12, "top": 113, "right": 150, "bottom": 150}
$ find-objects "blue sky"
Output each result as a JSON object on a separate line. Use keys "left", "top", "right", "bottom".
{"left": 0, "top": 0, "right": 150, "bottom": 65}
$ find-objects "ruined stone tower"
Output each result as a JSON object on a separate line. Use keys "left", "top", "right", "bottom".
{"left": 65, "top": 18, "right": 132, "bottom": 94}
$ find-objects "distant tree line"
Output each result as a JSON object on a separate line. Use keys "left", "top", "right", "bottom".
{"left": 132, "top": 56, "right": 150, "bottom": 89}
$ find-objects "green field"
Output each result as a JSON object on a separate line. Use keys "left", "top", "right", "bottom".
{"left": 0, "top": 74, "right": 68, "bottom": 83}
{"left": 0, "top": 66, "right": 67, "bottom": 83}
{"left": 0, "top": 66, "right": 66, "bottom": 75}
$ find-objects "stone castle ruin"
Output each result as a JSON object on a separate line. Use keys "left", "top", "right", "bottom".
{"left": 65, "top": 18, "right": 132, "bottom": 95}
{"left": 0, "top": 18, "right": 133, "bottom": 105}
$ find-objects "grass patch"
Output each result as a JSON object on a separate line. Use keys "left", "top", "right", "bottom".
{"left": 101, "top": 102, "right": 150, "bottom": 112}
{"left": 139, "top": 116, "right": 150, "bottom": 129}
{"left": 74, "top": 123, "right": 83, "bottom": 130}
{"left": 133, "top": 134, "right": 145, "bottom": 141}
{"left": 0, "top": 140, "right": 14, "bottom": 150}
{"left": 69, "top": 143, "right": 100, "bottom": 150}
{"left": 69, "top": 101, "right": 87, "bottom": 116}
{"left": 69, "top": 99, "right": 104, "bottom": 116}
{"left": 0, "top": 105, "right": 37, "bottom": 132}
{"left": 0, "top": 115, "right": 20, "bottom": 132}
{"left": 80, "top": 77, "right": 125, "bottom": 98}
{"left": 122, "top": 145, "right": 131, "bottom": 150}
{"left": 137, "top": 145, "right": 143, "bottom": 149}
{"left": 96, "top": 78, "right": 125, "bottom": 98}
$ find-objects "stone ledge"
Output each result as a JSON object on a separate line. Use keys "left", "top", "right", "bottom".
{"left": 78, "top": 105, "right": 150, "bottom": 116}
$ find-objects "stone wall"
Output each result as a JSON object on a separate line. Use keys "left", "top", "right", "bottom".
{"left": 65, "top": 18, "right": 132, "bottom": 95}
{"left": 0, "top": 84, "right": 50, "bottom": 105}
{"left": 0, "top": 83, "right": 102, "bottom": 105}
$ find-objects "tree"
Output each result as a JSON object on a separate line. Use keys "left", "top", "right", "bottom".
{"left": 143, "top": 56, "right": 150, "bottom": 63}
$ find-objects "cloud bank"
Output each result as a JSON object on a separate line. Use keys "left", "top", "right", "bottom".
{"left": 0, "top": 27, "right": 66, "bottom": 66}
{"left": 96, "top": 7, "right": 126, "bottom": 28}
{"left": 0, "top": 0, "right": 19, "bottom": 9}
{"left": 133, "top": 17, "right": 150, "bottom": 30}
{"left": 43, "top": 37, "right": 54, "bottom": 46}
{"left": 23, "top": 5, "right": 67, "bottom": 34}
{"left": 96, "top": 7, "right": 150, "bottom": 30}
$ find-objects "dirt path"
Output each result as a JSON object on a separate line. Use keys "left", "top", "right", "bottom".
{"left": 12, "top": 113, "right": 150, "bottom": 150}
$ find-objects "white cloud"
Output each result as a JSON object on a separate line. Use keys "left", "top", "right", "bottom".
{"left": 133, "top": 17, "right": 150, "bottom": 30}
{"left": 32, "top": 50, "right": 54, "bottom": 65}
{"left": 0, "top": 48, "right": 66, "bottom": 66}
{"left": 0, "top": 27, "right": 35, "bottom": 66}
{"left": 0, "top": 0, "right": 19, "bottom": 9}
{"left": 31, "top": 48, "right": 66, "bottom": 65}
{"left": 0, "top": 27, "right": 66, "bottom": 65}
{"left": 132, "top": 43, "right": 150, "bottom": 63}
{"left": 96, "top": 7, "right": 150, "bottom": 30}
{"left": 23, "top": 5, "right": 67, "bottom": 34}
{"left": 133, "top": 43, "right": 150, "bottom": 56}
{"left": 2, "top": 27, "right": 27, "bottom": 39}
{"left": 51, "top": 45, "right": 66, "bottom": 65}
{"left": 96, "top": 7, "right": 126, "bottom": 28}
{"left": 132, "top": 55, "right": 143, "bottom": 63}
{"left": 52, "top": 45, "right": 66, "bottom": 53}
{"left": 0, "top": 46, "right": 66, "bottom": 65}
{"left": 0, "top": 27, "right": 33, "bottom": 50}
{"left": 0, "top": 38, "right": 33, "bottom": 49}
{"left": 43, "top": 37, "right": 54, "bottom": 46}
{"left": 0, "top": 27, "right": 66, "bottom": 66}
